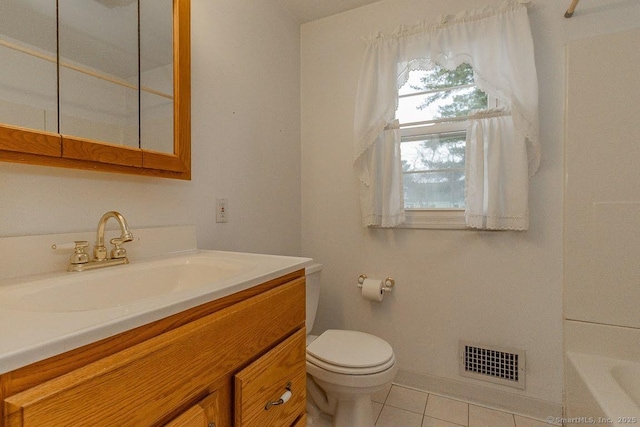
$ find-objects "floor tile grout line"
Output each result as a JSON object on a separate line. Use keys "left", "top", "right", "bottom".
{"left": 423, "top": 392, "right": 429, "bottom": 417}
{"left": 385, "top": 402, "right": 426, "bottom": 415}
{"left": 375, "top": 384, "right": 539, "bottom": 427}
{"left": 423, "top": 413, "right": 467, "bottom": 427}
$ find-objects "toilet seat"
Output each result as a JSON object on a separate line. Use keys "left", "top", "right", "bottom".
{"left": 306, "top": 329, "right": 395, "bottom": 375}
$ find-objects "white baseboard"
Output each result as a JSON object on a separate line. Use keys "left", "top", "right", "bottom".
{"left": 394, "top": 369, "right": 562, "bottom": 421}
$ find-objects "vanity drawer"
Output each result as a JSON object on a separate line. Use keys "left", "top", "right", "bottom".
{"left": 235, "top": 328, "right": 306, "bottom": 427}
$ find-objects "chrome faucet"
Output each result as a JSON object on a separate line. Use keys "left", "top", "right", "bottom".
{"left": 53, "top": 211, "right": 135, "bottom": 272}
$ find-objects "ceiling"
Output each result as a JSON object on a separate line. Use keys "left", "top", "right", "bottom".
{"left": 278, "top": 0, "right": 384, "bottom": 24}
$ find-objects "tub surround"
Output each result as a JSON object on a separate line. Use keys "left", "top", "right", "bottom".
{"left": 564, "top": 27, "right": 640, "bottom": 421}
{"left": 0, "top": 226, "right": 311, "bottom": 374}
{"left": 564, "top": 28, "right": 640, "bottom": 330}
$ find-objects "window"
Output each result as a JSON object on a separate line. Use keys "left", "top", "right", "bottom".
{"left": 395, "top": 63, "right": 494, "bottom": 228}
{"left": 353, "top": 1, "right": 538, "bottom": 229}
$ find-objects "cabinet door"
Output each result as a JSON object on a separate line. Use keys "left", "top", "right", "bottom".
{"left": 234, "top": 328, "right": 306, "bottom": 427}
{"left": 164, "top": 391, "right": 219, "bottom": 427}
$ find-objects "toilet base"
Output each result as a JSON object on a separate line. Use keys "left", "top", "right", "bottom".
{"left": 307, "top": 373, "right": 390, "bottom": 427}
{"left": 306, "top": 399, "right": 332, "bottom": 427}
{"left": 331, "top": 394, "right": 374, "bottom": 427}
{"left": 306, "top": 394, "right": 375, "bottom": 427}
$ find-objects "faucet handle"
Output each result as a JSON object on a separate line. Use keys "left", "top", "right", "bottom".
{"left": 52, "top": 241, "right": 90, "bottom": 265}
{"left": 109, "top": 237, "right": 128, "bottom": 259}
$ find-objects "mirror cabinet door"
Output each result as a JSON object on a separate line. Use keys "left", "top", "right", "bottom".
{"left": 0, "top": 0, "right": 58, "bottom": 133}
{"left": 58, "top": 0, "right": 140, "bottom": 149}
{"left": 140, "top": 0, "right": 174, "bottom": 154}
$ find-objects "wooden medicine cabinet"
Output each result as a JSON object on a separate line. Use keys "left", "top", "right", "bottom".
{"left": 0, "top": 0, "right": 191, "bottom": 180}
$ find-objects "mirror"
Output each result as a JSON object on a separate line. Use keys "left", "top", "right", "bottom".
{"left": 59, "top": 0, "right": 140, "bottom": 149}
{"left": 0, "top": 0, "right": 58, "bottom": 133}
{"left": 0, "top": 0, "right": 190, "bottom": 180}
{"left": 140, "top": 0, "right": 174, "bottom": 154}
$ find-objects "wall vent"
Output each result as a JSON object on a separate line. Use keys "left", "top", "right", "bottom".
{"left": 459, "top": 341, "right": 525, "bottom": 389}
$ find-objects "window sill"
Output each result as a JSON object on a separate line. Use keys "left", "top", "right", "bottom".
{"left": 398, "top": 209, "right": 468, "bottom": 229}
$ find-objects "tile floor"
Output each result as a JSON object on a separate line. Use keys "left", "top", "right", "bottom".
{"left": 368, "top": 384, "right": 551, "bottom": 427}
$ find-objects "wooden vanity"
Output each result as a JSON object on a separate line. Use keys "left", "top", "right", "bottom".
{"left": 0, "top": 270, "right": 306, "bottom": 427}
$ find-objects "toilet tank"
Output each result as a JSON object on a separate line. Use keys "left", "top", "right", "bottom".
{"left": 305, "top": 263, "right": 323, "bottom": 334}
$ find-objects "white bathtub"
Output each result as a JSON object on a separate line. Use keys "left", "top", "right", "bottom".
{"left": 566, "top": 352, "right": 640, "bottom": 426}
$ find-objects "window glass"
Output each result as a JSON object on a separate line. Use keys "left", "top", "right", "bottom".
{"left": 397, "top": 63, "right": 489, "bottom": 210}
{"left": 402, "top": 132, "right": 466, "bottom": 209}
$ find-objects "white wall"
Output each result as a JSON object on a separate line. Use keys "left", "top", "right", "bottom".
{"left": 300, "top": 0, "right": 640, "bottom": 415}
{"left": 0, "top": 0, "right": 301, "bottom": 257}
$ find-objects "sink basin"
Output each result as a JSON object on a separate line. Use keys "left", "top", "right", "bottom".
{"left": 0, "top": 254, "right": 255, "bottom": 312}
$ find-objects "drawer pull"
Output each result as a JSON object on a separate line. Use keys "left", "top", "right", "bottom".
{"left": 264, "top": 382, "right": 292, "bottom": 410}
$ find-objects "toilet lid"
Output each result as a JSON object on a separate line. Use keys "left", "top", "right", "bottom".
{"left": 306, "top": 329, "right": 394, "bottom": 369}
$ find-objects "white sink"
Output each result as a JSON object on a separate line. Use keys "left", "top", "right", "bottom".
{"left": 0, "top": 227, "right": 312, "bottom": 376}
{"left": 0, "top": 253, "right": 255, "bottom": 312}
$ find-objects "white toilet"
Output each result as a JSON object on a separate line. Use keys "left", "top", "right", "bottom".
{"left": 305, "top": 264, "right": 397, "bottom": 427}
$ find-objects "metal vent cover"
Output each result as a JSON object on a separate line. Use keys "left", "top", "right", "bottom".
{"left": 459, "top": 341, "right": 525, "bottom": 389}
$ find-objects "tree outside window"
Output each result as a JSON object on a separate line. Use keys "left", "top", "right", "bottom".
{"left": 397, "top": 63, "right": 489, "bottom": 209}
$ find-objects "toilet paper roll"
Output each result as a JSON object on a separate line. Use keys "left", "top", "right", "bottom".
{"left": 361, "top": 278, "right": 384, "bottom": 302}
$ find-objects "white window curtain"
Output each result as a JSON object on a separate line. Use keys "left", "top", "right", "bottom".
{"left": 359, "top": 120, "right": 406, "bottom": 227}
{"left": 353, "top": 0, "right": 539, "bottom": 229}
{"left": 465, "top": 109, "right": 530, "bottom": 230}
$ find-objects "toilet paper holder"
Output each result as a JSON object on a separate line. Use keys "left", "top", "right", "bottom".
{"left": 357, "top": 274, "right": 395, "bottom": 293}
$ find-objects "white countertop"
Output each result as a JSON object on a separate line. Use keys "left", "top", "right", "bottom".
{"left": 0, "top": 248, "right": 311, "bottom": 374}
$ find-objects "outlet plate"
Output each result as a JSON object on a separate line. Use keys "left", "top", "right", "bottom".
{"left": 216, "top": 198, "right": 228, "bottom": 223}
